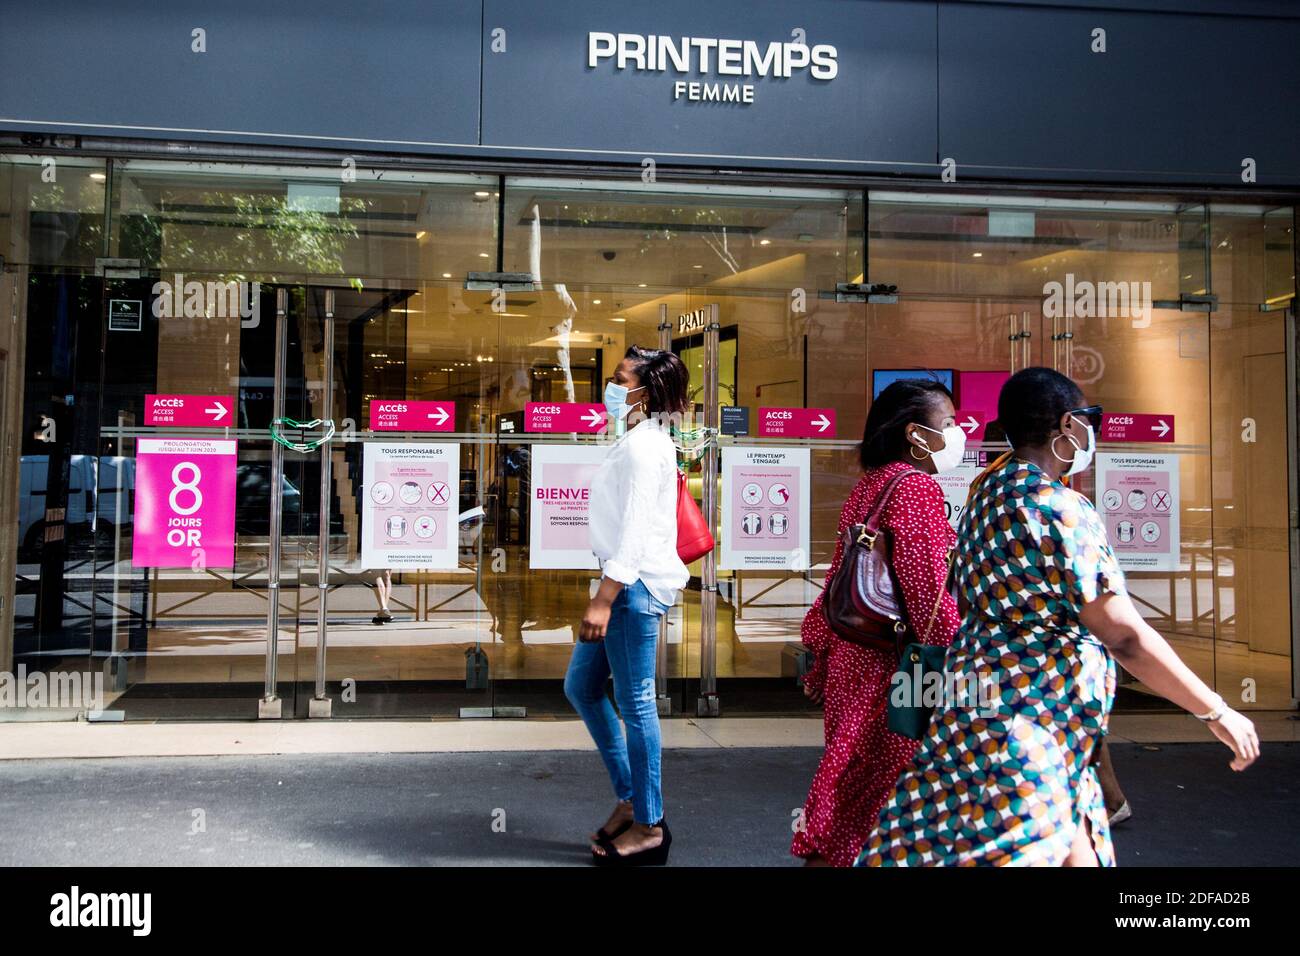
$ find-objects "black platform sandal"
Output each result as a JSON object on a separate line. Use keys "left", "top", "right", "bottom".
{"left": 593, "top": 819, "right": 633, "bottom": 843}
{"left": 591, "top": 819, "right": 672, "bottom": 867}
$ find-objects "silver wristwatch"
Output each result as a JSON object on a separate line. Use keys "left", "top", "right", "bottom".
{"left": 1194, "top": 695, "right": 1228, "bottom": 722}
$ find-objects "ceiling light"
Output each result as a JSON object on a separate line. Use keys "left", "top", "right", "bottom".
{"left": 415, "top": 230, "right": 427, "bottom": 240}
{"left": 612, "top": 317, "right": 626, "bottom": 323}
{"left": 442, "top": 273, "right": 452, "bottom": 279}
{"left": 89, "top": 172, "right": 107, "bottom": 182}
{"left": 759, "top": 239, "right": 771, "bottom": 246}
{"left": 693, "top": 264, "right": 703, "bottom": 269}
{"left": 474, "top": 191, "right": 490, "bottom": 198}
{"left": 592, "top": 299, "right": 601, "bottom": 305}
{"left": 638, "top": 283, "right": 647, "bottom": 288}
{"left": 972, "top": 252, "right": 983, "bottom": 258}
{"left": 478, "top": 252, "right": 490, "bottom": 258}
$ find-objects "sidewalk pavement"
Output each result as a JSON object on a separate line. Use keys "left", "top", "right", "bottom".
{"left": 1, "top": 712, "right": 1297, "bottom": 761}
{"left": 0, "top": 741, "right": 1295, "bottom": 866}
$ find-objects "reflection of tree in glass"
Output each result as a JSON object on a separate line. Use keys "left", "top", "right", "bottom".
{"left": 120, "top": 189, "right": 365, "bottom": 279}
{"left": 27, "top": 182, "right": 107, "bottom": 266}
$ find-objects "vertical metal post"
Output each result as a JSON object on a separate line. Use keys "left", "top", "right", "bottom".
{"left": 107, "top": 411, "right": 129, "bottom": 691}
{"left": 1010, "top": 311, "right": 1032, "bottom": 372}
{"left": 1009, "top": 312, "right": 1018, "bottom": 373}
{"left": 656, "top": 304, "right": 672, "bottom": 715}
{"left": 1286, "top": 304, "right": 1300, "bottom": 700}
{"left": 259, "top": 287, "right": 288, "bottom": 718}
{"left": 697, "top": 304, "right": 721, "bottom": 716}
{"left": 1064, "top": 311, "right": 1073, "bottom": 374}
{"left": 310, "top": 290, "right": 336, "bottom": 717}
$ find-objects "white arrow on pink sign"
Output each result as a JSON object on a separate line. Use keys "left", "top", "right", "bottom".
{"left": 757, "top": 407, "right": 837, "bottom": 439}
{"left": 1101, "top": 413, "right": 1175, "bottom": 443}
{"left": 369, "top": 400, "right": 456, "bottom": 432}
{"left": 144, "top": 394, "right": 235, "bottom": 428}
{"left": 524, "top": 402, "right": 608, "bottom": 434}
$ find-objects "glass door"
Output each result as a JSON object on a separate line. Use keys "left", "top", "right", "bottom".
{"left": 12, "top": 267, "right": 105, "bottom": 709}
{"left": 93, "top": 275, "right": 306, "bottom": 718}
{"left": 288, "top": 278, "right": 499, "bottom": 717}
{"left": 489, "top": 284, "right": 691, "bottom": 717}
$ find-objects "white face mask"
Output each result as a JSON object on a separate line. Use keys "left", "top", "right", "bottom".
{"left": 1056, "top": 416, "right": 1096, "bottom": 476}
{"left": 913, "top": 423, "right": 967, "bottom": 473}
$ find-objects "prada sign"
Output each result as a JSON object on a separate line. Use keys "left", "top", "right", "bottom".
{"left": 677, "top": 307, "right": 711, "bottom": 334}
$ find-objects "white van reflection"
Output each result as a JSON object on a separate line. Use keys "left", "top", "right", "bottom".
{"left": 18, "top": 455, "right": 135, "bottom": 558}
{"left": 234, "top": 463, "right": 303, "bottom": 536}
{"left": 17, "top": 457, "right": 307, "bottom": 557}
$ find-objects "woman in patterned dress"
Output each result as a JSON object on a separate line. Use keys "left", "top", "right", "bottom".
{"left": 792, "top": 379, "right": 963, "bottom": 867}
{"left": 858, "top": 367, "right": 1260, "bottom": 867}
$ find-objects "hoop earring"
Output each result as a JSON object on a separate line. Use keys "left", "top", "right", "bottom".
{"left": 1050, "top": 433, "right": 1077, "bottom": 464}
{"left": 909, "top": 444, "right": 930, "bottom": 462}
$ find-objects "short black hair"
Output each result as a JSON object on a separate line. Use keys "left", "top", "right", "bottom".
{"left": 624, "top": 345, "right": 690, "bottom": 416}
{"left": 998, "top": 366, "right": 1085, "bottom": 448}
{"left": 860, "top": 378, "right": 953, "bottom": 469}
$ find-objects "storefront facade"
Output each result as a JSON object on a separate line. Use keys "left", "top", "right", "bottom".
{"left": 1, "top": 0, "right": 1297, "bottom": 719}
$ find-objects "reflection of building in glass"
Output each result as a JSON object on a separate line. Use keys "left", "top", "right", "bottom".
{"left": 0, "top": 0, "right": 1295, "bottom": 719}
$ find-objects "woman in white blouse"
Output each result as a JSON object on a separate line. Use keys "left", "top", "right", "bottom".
{"left": 567, "top": 345, "right": 691, "bottom": 867}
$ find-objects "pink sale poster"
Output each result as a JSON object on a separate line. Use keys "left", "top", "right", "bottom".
{"left": 132, "top": 438, "right": 237, "bottom": 568}
{"left": 361, "top": 442, "right": 460, "bottom": 569}
{"left": 529, "top": 444, "right": 610, "bottom": 570}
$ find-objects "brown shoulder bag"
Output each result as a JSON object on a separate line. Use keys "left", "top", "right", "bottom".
{"left": 821, "top": 471, "right": 915, "bottom": 652}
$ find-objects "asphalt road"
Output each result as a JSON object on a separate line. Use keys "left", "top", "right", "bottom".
{"left": 0, "top": 742, "right": 1294, "bottom": 866}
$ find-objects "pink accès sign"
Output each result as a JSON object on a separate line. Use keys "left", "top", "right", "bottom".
{"left": 757, "top": 407, "right": 836, "bottom": 438}
{"left": 132, "top": 438, "right": 237, "bottom": 568}
{"left": 1102, "top": 413, "right": 1175, "bottom": 443}
{"left": 955, "top": 370, "right": 1009, "bottom": 441}
{"left": 524, "top": 402, "right": 607, "bottom": 434}
{"left": 954, "top": 409, "right": 986, "bottom": 440}
{"left": 369, "top": 400, "right": 455, "bottom": 432}
{"left": 144, "top": 393, "right": 235, "bottom": 428}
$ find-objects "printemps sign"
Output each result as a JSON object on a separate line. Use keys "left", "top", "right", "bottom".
{"left": 588, "top": 33, "right": 838, "bottom": 104}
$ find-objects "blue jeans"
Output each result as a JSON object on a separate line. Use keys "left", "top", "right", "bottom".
{"left": 564, "top": 579, "right": 670, "bottom": 825}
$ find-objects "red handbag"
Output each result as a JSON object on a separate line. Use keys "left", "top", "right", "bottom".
{"left": 676, "top": 470, "right": 715, "bottom": 563}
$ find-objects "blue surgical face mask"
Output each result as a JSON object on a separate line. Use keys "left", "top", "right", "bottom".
{"left": 603, "top": 380, "right": 646, "bottom": 425}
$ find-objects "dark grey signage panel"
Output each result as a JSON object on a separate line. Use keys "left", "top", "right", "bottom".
{"left": 481, "top": 0, "right": 939, "bottom": 170}
{"left": 720, "top": 406, "right": 750, "bottom": 437}
{"left": 1, "top": 0, "right": 1296, "bottom": 186}
{"left": 0, "top": 0, "right": 481, "bottom": 149}
{"left": 937, "top": 4, "right": 1300, "bottom": 183}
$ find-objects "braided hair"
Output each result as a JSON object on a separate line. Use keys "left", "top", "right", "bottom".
{"left": 860, "top": 378, "right": 953, "bottom": 470}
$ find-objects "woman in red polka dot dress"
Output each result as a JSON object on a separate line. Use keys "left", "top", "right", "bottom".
{"left": 792, "top": 379, "right": 964, "bottom": 867}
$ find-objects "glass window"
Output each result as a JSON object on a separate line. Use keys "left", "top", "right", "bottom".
{"left": 0, "top": 153, "right": 109, "bottom": 268}
{"left": 111, "top": 160, "right": 498, "bottom": 282}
